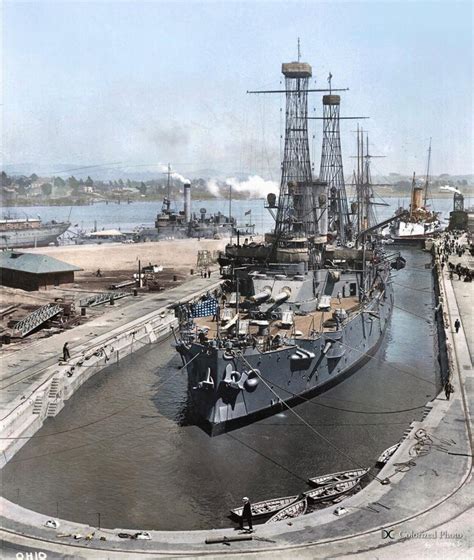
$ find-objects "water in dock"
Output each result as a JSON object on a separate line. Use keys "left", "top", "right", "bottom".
{"left": 1, "top": 248, "right": 441, "bottom": 530}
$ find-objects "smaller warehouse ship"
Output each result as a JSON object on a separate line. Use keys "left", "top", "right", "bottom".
{"left": 0, "top": 215, "right": 70, "bottom": 249}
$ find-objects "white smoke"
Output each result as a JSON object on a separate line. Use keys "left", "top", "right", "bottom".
{"left": 206, "top": 175, "right": 278, "bottom": 198}
{"left": 157, "top": 163, "right": 190, "bottom": 184}
{"left": 206, "top": 178, "right": 220, "bottom": 197}
{"left": 440, "top": 185, "right": 462, "bottom": 195}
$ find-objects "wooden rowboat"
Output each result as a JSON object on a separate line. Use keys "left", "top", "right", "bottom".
{"left": 308, "top": 468, "right": 369, "bottom": 487}
{"left": 377, "top": 443, "right": 400, "bottom": 465}
{"left": 304, "top": 479, "right": 359, "bottom": 503}
{"left": 230, "top": 495, "right": 298, "bottom": 519}
{"left": 265, "top": 497, "right": 307, "bottom": 523}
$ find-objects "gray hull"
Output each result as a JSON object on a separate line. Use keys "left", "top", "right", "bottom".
{"left": 0, "top": 223, "right": 70, "bottom": 249}
{"left": 184, "top": 283, "right": 393, "bottom": 433}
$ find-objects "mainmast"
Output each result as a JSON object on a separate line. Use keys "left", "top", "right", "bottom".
{"left": 319, "top": 77, "right": 352, "bottom": 245}
{"left": 247, "top": 46, "right": 347, "bottom": 242}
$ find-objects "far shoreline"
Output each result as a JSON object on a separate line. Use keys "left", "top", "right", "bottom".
{"left": 2, "top": 191, "right": 473, "bottom": 209}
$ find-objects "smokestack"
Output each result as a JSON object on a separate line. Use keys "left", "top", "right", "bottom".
{"left": 313, "top": 181, "right": 328, "bottom": 237}
{"left": 411, "top": 187, "right": 423, "bottom": 212}
{"left": 184, "top": 183, "right": 191, "bottom": 223}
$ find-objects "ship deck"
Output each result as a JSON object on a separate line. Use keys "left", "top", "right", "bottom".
{"left": 194, "top": 294, "right": 361, "bottom": 341}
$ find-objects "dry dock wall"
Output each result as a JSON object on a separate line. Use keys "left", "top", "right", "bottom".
{"left": 0, "top": 306, "right": 179, "bottom": 468}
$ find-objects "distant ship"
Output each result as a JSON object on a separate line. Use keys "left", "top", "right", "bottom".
{"left": 384, "top": 142, "right": 443, "bottom": 244}
{"left": 0, "top": 216, "right": 70, "bottom": 249}
{"left": 136, "top": 169, "right": 236, "bottom": 241}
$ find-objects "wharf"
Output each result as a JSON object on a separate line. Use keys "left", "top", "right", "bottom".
{"left": 0, "top": 246, "right": 472, "bottom": 559}
{"left": 0, "top": 272, "right": 222, "bottom": 421}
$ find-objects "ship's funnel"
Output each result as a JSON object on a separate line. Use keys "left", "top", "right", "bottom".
{"left": 313, "top": 181, "right": 328, "bottom": 236}
{"left": 184, "top": 183, "right": 191, "bottom": 223}
{"left": 411, "top": 187, "right": 423, "bottom": 212}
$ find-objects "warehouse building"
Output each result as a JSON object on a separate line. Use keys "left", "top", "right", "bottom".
{"left": 0, "top": 251, "right": 82, "bottom": 291}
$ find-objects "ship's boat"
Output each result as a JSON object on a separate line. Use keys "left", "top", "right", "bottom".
{"left": 230, "top": 495, "right": 298, "bottom": 520}
{"left": 377, "top": 443, "right": 400, "bottom": 465}
{"left": 303, "top": 479, "right": 359, "bottom": 503}
{"left": 265, "top": 497, "right": 307, "bottom": 523}
{"left": 308, "top": 468, "right": 368, "bottom": 487}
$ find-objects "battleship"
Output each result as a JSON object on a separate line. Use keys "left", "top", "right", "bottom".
{"left": 0, "top": 215, "right": 70, "bottom": 249}
{"left": 175, "top": 59, "right": 406, "bottom": 434}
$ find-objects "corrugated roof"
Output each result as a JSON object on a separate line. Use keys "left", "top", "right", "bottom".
{"left": 0, "top": 251, "right": 82, "bottom": 274}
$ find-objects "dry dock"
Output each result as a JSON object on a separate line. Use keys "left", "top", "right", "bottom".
{"left": 0, "top": 242, "right": 472, "bottom": 559}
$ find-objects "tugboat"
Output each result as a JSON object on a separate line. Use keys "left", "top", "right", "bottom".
{"left": 175, "top": 58, "right": 405, "bottom": 434}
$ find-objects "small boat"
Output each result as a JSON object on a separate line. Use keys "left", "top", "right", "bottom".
{"left": 308, "top": 468, "right": 369, "bottom": 487}
{"left": 230, "top": 495, "right": 298, "bottom": 519}
{"left": 265, "top": 497, "right": 307, "bottom": 523}
{"left": 377, "top": 443, "right": 400, "bottom": 465}
{"left": 304, "top": 479, "right": 359, "bottom": 503}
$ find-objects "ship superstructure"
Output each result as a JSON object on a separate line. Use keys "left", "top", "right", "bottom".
{"left": 175, "top": 56, "right": 405, "bottom": 434}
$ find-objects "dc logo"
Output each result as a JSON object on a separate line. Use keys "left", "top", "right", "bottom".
{"left": 382, "top": 529, "right": 395, "bottom": 540}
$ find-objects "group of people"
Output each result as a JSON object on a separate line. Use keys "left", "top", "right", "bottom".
{"left": 200, "top": 269, "right": 212, "bottom": 278}
{"left": 448, "top": 262, "right": 473, "bottom": 282}
{"left": 436, "top": 231, "right": 473, "bottom": 282}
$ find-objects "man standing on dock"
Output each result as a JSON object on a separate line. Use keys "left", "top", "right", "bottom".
{"left": 444, "top": 381, "right": 454, "bottom": 400}
{"left": 454, "top": 318, "right": 461, "bottom": 334}
{"left": 240, "top": 497, "right": 253, "bottom": 532}
{"left": 62, "top": 342, "right": 71, "bottom": 361}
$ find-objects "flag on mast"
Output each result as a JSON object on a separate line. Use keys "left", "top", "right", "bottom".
{"left": 245, "top": 209, "right": 252, "bottom": 216}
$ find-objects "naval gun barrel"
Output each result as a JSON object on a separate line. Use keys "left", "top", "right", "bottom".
{"left": 251, "top": 290, "right": 272, "bottom": 304}
{"left": 272, "top": 290, "right": 290, "bottom": 305}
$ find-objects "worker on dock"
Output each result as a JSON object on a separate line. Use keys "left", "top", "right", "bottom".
{"left": 454, "top": 318, "right": 461, "bottom": 334}
{"left": 62, "top": 342, "right": 71, "bottom": 361}
{"left": 444, "top": 381, "right": 454, "bottom": 401}
{"left": 240, "top": 497, "right": 253, "bottom": 532}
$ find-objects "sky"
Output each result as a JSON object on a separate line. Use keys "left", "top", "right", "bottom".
{"left": 2, "top": 0, "right": 473, "bottom": 181}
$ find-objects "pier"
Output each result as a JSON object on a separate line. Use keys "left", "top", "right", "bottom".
{"left": 0, "top": 240, "right": 471, "bottom": 558}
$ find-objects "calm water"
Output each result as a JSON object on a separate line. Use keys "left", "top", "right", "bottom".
{"left": 1, "top": 196, "right": 468, "bottom": 236}
{"left": 1, "top": 248, "right": 440, "bottom": 530}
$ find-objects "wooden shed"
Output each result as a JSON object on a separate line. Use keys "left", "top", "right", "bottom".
{"left": 0, "top": 251, "right": 82, "bottom": 291}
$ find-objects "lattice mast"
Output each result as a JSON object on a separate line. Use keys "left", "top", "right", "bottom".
{"left": 275, "top": 61, "right": 314, "bottom": 238}
{"left": 319, "top": 79, "right": 351, "bottom": 244}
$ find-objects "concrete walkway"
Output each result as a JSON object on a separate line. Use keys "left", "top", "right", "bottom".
{"left": 0, "top": 251, "right": 472, "bottom": 559}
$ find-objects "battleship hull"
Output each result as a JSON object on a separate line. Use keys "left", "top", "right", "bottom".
{"left": 181, "top": 283, "right": 393, "bottom": 435}
{"left": 0, "top": 223, "right": 70, "bottom": 249}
